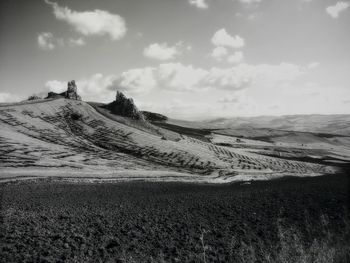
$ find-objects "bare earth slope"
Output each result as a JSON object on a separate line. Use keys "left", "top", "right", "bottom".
{"left": 202, "top": 115, "right": 350, "bottom": 136}
{"left": 0, "top": 99, "right": 339, "bottom": 183}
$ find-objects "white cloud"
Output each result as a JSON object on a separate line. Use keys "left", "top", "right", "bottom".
{"left": 113, "top": 62, "right": 305, "bottom": 94}
{"left": 218, "top": 96, "right": 239, "bottom": 104}
{"left": 326, "top": 2, "right": 349, "bottom": 18}
{"left": 44, "top": 0, "right": 126, "bottom": 40}
{"left": 189, "top": 0, "right": 209, "bottom": 9}
{"left": 115, "top": 64, "right": 208, "bottom": 93}
{"left": 46, "top": 74, "right": 117, "bottom": 102}
{"left": 228, "top": 51, "right": 244, "bottom": 64}
{"left": 239, "top": 0, "right": 262, "bottom": 2}
{"left": 211, "top": 48, "right": 244, "bottom": 64}
{"left": 143, "top": 42, "right": 181, "bottom": 60}
{"left": 211, "top": 46, "right": 228, "bottom": 60}
{"left": 43, "top": 62, "right": 306, "bottom": 117}
{"left": 38, "top": 33, "right": 86, "bottom": 50}
{"left": 0, "top": 92, "right": 22, "bottom": 103}
{"left": 68, "top": 38, "right": 86, "bottom": 47}
{"left": 211, "top": 28, "right": 245, "bottom": 49}
{"left": 37, "top": 32, "right": 55, "bottom": 50}
{"left": 43, "top": 62, "right": 312, "bottom": 119}
{"left": 238, "top": 0, "right": 262, "bottom": 4}
{"left": 116, "top": 68, "right": 157, "bottom": 93}
{"left": 45, "top": 80, "right": 66, "bottom": 93}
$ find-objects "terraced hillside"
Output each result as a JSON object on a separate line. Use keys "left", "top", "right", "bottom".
{"left": 0, "top": 99, "right": 337, "bottom": 182}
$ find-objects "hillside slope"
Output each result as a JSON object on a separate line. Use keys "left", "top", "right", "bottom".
{"left": 0, "top": 99, "right": 338, "bottom": 182}
{"left": 203, "top": 115, "right": 350, "bottom": 136}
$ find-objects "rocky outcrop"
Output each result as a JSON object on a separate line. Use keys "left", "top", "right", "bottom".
{"left": 46, "top": 92, "right": 62, "bottom": 99}
{"left": 141, "top": 111, "right": 168, "bottom": 122}
{"left": 27, "top": 95, "right": 42, "bottom": 101}
{"left": 106, "top": 91, "right": 144, "bottom": 120}
{"left": 46, "top": 80, "right": 81, "bottom": 100}
{"left": 65, "top": 80, "right": 81, "bottom": 100}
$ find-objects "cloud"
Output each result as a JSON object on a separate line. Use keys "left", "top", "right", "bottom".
{"left": 211, "top": 48, "right": 244, "bottom": 64}
{"left": 115, "top": 68, "right": 157, "bottom": 93}
{"left": 326, "top": 2, "right": 349, "bottom": 18}
{"left": 143, "top": 42, "right": 181, "bottom": 60}
{"left": 211, "top": 28, "right": 245, "bottom": 49}
{"left": 0, "top": 92, "right": 23, "bottom": 103}
{"left": 238, "top": 0, "right": 262, "bottom": 4}
{"left": 45, "top": 80, "right": 66, "bottom": 93}
{"left": 37, "top": 32, "right": 55, "bottom": 50}
{"left": 43, "top": 62, "right": 311, "bottom": 119}
{"left": 38, "top": 33, "right": 86, "bottom": 50}
{"left": 115, "top": 64, "right": 207, "bottom": 93}
{"left": 113, "top": 62, "right": 305, "bottom": 94}
{"left": 44, "top": 0, "right": 126, "bottom": 40}
{"left": 44, "top": 61, "right": 306, "bottom": 114}
{"left": 46, "top": 74, "right": 117, "bottom": 102}
{"left": 217, "top": 91, "right": 255, "bottom": 114}
{"left": 188, "top": 0, "right": 209, "bottom": 9}
{"left": 68, "top": 38, "right": 86, "bottom": 47}
{"left": 218, "top": 96, "right": 239, "bottom": 104}
{"left": 211, "top": 46, "right": 228, "bottom": 60}
{"left": 228, "top": 51, "right": 244, "bottom": 64}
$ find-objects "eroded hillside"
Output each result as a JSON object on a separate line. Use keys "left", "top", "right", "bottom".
{"left": 0, "top": 99, "right": 339, "bottom": 182}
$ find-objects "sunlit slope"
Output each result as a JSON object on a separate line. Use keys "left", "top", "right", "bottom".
{"left": 0, "top": 99, "right": 336, "bottom": 182}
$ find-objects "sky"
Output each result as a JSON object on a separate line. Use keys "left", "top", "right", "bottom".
{"left": 0, "top": 0, "right": 349, "bottom": 120}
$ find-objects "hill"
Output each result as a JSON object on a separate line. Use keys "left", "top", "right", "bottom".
{"left": 0, "top": 97, "right": 347, "bottom": 183}
{"left": 201, "top": 114, "right": 350, "bottom": 136}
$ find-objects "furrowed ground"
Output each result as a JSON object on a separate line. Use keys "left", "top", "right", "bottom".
{"left": 0, "top": 99, "right": 341, "bottom": 183}
{"left": 1, "top": 171, "right": 349, "bottom": 263}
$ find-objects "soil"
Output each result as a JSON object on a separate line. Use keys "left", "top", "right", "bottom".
{"left": 1, "top": 171, "right": 349, "bottom": 262}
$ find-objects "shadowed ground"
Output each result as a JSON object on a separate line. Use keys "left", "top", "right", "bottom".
{"left": 1, "top": 171, "right": 349, "bottom": 262}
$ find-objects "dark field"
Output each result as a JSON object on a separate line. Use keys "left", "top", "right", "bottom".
{"left": 1, "top": 173, "right": 350, "bottom": 263}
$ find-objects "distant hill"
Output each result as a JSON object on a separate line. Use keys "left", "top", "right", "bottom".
{"left": 167, "top": 115, "right": 350, "bottom": 136}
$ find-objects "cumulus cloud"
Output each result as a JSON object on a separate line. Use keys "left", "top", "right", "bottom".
{"left": 44, "top": 62, "right": 306, "bottom": 108}
{"left": 188, "top": 0, "right": 209, "bottom": 9}
{"left": 38, "top": 33, "right": 86, "bottom": 50}
{"left": 116, "top": 68, "right": 157, "bottom": 93}
{"left": 211, "top": 47, "right": 228, "bottom": 61}
{"left": 211, "top": 47, "right": 244, "bottom": 64}
{"left": 238, "top": 0, "right": 262, "bottom": 4}
{"left": 68, "top": 38, "right": 86, "bottom": 47}
{"left": 45, "top": 80, "right": 66, "bottom": 93}
{"left": 44, "top": 0, "right": 126, "bottom": 40}
{"left": 0, "top": 92, "right": 22, "bottom": 103}
{"left": 143, "top": 42, "right": 181, "bottom": 60}
{"left": 113, "top": 62, "right": 305, "bottom": 94}
{"left": 228, "top": 51, "right": 244, "bottom": 64}
{"left": 115, "top": 64, "right": 207, "bottom": 93}
{"left": 211, "top": 46, "right": 228, "bottom": 61}
{"left": 211, "top": 28, "right": 245, "bottom": 49}
{"left": 46, "top": 74, "right": 117, "bottom": 102}
{"left": 326, "top": 2, "right": 349, "bottom": 18}
{"left": 37, "top": 32, "right": 55, "bottom": 50}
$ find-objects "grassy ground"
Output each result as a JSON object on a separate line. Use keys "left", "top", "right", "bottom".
{"left": 1, "top": 173, "right": 349, "bottom": 263}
